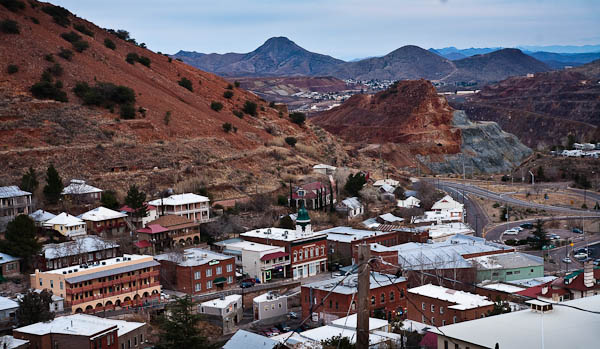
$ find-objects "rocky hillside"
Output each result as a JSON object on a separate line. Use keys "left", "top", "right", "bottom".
{"left": 451, "top": 60, "right": 600, "bottom": 149}
{"left": 0, "top": 1, "right": 349, "bottom": 197}
{"left": 311, "top": 80, "right": 530, "bottom": 174}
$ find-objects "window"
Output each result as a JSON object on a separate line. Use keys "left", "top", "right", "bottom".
{"left": 50, "top": 280, "right": 54, "bottom": 288}
{"left": 444, "top": 340, "right": 449, "bottom": 349}
{"left": 506, "top": 271, "right": 513, "bottom": 275}
{"left": 194, "top": 271, "right": 201, "bottom": 280}
{"left": 431, "top": 317, "right": 435, "bottom": 325}
{"left": 371, "top": 296, "right": 375, "bottom": 305}
{"left": 216, "top": 266, "right": 222, "bottom": 275}
{"left": 195, "top": 283, "right": 201, "bottom": 292}
{"left": 294, "top": 251, "right": 297, "bottom": 262}
{"left": 431, "top": 304, "right": 435, "bottom": 313}
{"left": 455, "top": 344, "right": 459, "bottom": 349}
{"left": 453, "top": 316, "right": 457, "bottom": 323}
{"left": 39, "top": 278, "right": 43, "bottom": 287}
{"left": 299, "top": 250, "right": 303, "bottom": 260}
{"left": 228, "top": 276, "right": 233, "bottom": 284}
{"left": 514, "top": 270, "right": 520, "bottom": 274}
{"left": 440, "top": 306, "right": 444, "bottom": 314}
{"left": 206, "top": 269, "right": 212, "bottom": 277}
{"left": 351, "top": 301, "right": 356, "bottom": 310}
{"left": 271, "top": 304, "right": 275, "bottom": 310}
{"left": 531, "top": 269, "right": 534, "bottom": 273}
{"left": 335, "top": 301, "right": 339, "bottom": 310}
{"left": 207, "top": 281, "right": 212, "bottom": 289}
{"left": 134, "top": 337, "right": 137, "bottom": 346}
{"left": 442, "top": 320, "right": 446, "bottom": 326}
{"left": 60, "top": 281, "right": 63, "bottom": 290}
{"left": 227, "top": 264, "right": 233, "bottom": 272}
{"left": 278, "top": 303, "right": 282, "bottom": 308}
{"left": 315, "top": 248, "right": 319, "bottom": 257}
{"left": 390, "top": 291, "right": 395, "bottom": 301}
{"left": 321, "top": 246, "right": 325, "bottom": 256}
{"left": 329, "top": 300, "right": 333, "bottom": 308}
{"left": 310, "top": 247, "right": 314, "bottom": 258}
{"left": 421, "top": 302, "right": 425, "bottom": 310}
{"left": 381, "top": 293, "right": 385, "bottom": 303}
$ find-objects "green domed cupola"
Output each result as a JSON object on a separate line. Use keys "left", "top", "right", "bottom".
{"left": 296, "top": 201, "right": 311, "bottom": 233}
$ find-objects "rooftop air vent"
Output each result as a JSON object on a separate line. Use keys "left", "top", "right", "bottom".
{"left": 102, "top": 261, "right": 106, "bottom": 265}
{"left": 116, "top": 258, "right": 121, "bottom": 262}
{"left": 63, "top": 271, "right": 67, "bottom": 274}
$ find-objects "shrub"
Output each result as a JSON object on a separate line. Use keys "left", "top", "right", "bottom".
{"left": 164, "top": 111, "right": 171, "bottom": 125}
{"left": 57, "top": 48, "right": 73, "bottom": 61}
{"left": 119, "top": 104, "right": 136, "bottom": 119}
{"left": 44, "top": 54, "right": 54, "bottom": 62}
{"left": 30, "top": 17, "right": 39, "bottom": 24}
{"left": 168, "top": 57, "right": 172, "bottom": 63}
{"left": 103, "top": 38, "right": 116, "bottom": 50}
{"left": 126, "top": 52, "right": 139, "bottom": 64}
{"left": 72, "top": 40, "right": 89, "bottom": 53}
{"left": 210, "top": 101, "right": 223, "bottom": 112}
{"left": 7, "top": 64, "right": 18, "bottom": 74}
{"left": 0, "top": 19, "right": 20, "bottom": 34}
{"left": 113, "top": 29, "right": 130, "bottom": 41}
{"left": 46, "top": 63, "right": 63, "bottom": 77}
{"left": 0, "top": 0, "right": 25, "bottom": 12}
{"left": 226, "top": 84, "right": 233, "bottom": 90}
{"left": 233, "top": 110, "right": 243, "bottom": 119}
{"left": 41, "top": 5, "right": 71, "bottom": 27}
{"left": 234, "top": 81, "right": 240, "bottom": 88}
{"left": 74, "top": 24, "right": 94, "bottom": 37}
{"left": 73, "top": 81, "right": 135, "bottom": 107}
{"left": 223, "top": 90, "right": 233, "bottom": 99}
{"left": 242, "top": 100, "right": 257, "bottom": 116}
{"left": 269, "top": 101, "right": 276, "bottom": 107}
{"left": 289, "top": 112, "right": 306, "bottom": 125}
{"left": 285, "top": 136, "right": 297, "bottom": 147}
{"left": 178, "top": 77, "right": 193, "bottom": 91}
{"left": 137, "top": 56, "right": 151, "bottom": 67}
{"left": 222, "top": 122, "right": 232, "bottom": 133}
{"left": 30, "top": 74, "right": 67, "bottom": 102}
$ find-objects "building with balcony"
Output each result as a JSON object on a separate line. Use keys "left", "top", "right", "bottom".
{"left": 137, "top": 215, "right": 200, "bottom": 253}
{"left": 79, "top": 207, "right": 128, "bottom": 238}
{"left": 154, "top": 248, "right": 235, "bottom": 295}
{"left": 0, "top": 186, "right": 33, "bottom": 231}
{"left": 30, "top": 254, "right": 161, "bottom": 314}
{"left": 216, "top": 240, "right": 290, "bottom": 283}
{"left": 240, "top": 206, "right": 328, "bottom": 280}
{"left": 37, "top": 235, "right": 120, "bottom": 271}
{"left": 43, "top": 212, "right": 87, "bottom": 238}
{"left": 61, "top": 179, "right": 103, "bottom": 205}
{"left": 148, "top": 193, "right": 210, "bottom": 223}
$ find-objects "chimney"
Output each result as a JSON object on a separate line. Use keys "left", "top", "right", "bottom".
{"left": 583, "top": 260, "right": 594, "bottom": 288}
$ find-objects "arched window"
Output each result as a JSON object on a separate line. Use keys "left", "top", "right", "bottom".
{"left": 390, "top": 291, "right": 395, "bottom": 301}
{"left": 293, "top": 251, "right": 297, "bottom": 262}
{"left": 381, "top": 293, "right": 385, "bottom": 303}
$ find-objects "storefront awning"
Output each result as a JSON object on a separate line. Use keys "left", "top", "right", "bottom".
{"left": 260, "top": 251, "right": 289, "bottom": 261}
{"left": 213, "top": 277, "right": 227, "bottom": 284}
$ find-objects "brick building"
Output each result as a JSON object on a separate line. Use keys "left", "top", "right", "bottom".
{"left": 155, "top": 248, "right": 235, "bottom": 295}
{"left": 36, "top": 235, "right": 120, "bottom": 272}
{"left": 240, "top": 207, "right": 327, "bottom": 280}
{"left": 289, "top": 181, "right": 335, "bottom": 210}
{"left": 137, "top": 214, "right": 201, "bottom": 252}
{"left": 407, "top": 284, "right": 494, "bottom": 327}
{"left": 300, "top": 272, "right": 408, "bottom": 323}
{"left": 0, "top": 252, "right": 20, "bottom": 278}
{"left": 30, "top": 254, "right": 160, "bottom": 313}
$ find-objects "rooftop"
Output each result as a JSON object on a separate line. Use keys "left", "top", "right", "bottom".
{"left": 431, "top": 195, "right": 464, "bottom": 210}
{"left": 45, "top": 254, "right": 157, "bottom": 283}
{"left": 61, "top": 180, "right": 102, "bottom": 195}
{"left": 223, "top": 329, "right": 278, "bottom": 349}
{"left": 478, "top": 282, "right": 526, "bottom": 293}
{"left": 148, "top": 193, "right": 209, "bottom": 206}
{"left": 0, "top": 296, "right": 19, "bottom": 311}
{"left": 241, "top": 227, "right": 325, "bottom": 242}
{"left": 29, "top": 209, "right": 56, "bottom": 222}
{"left": 0, "top": 335, "right": 29, "bottom": 349}
{"left": 303, "top": 272, "right": 406, "bottom": 295}
{"left": 340, "top": 197, "right": 362, "bottom": 209}
{"left": 427, "top": 222, "right": 474, "bottom": 240}
{"left": 468, "top": 251, "right": 543, "bottom": 270}
{"left": 78, "top": 207, "right": 127, "bottom": 222}
{"left": 373, "top": 179, "right": 399, "bottom": 187}
{"left": 221, "top": 240, "right": 283, "bottom": 253}
{"left": 43, "top": 212, "right": 85, "bottom": 227}
{"left": 147, "top": 214, "right": 196, "bottom": 228}
{"left": 155, "top": 248, "right": 232, "bottom": 267}
{"left": 507, "top": 276, "right": 557, "bottom": 288}
{"left": 201, "top": 294, "right": 242, "bottom": 309}
{"left": 14, "top": 314, "right": 143, "bottom": 337}
{"left": 253, "top": 292, "right": 287, "bottom": 303}
{"left": 429, "top": 295, "right": 600, "bottom": 348}
{"left": 320, "top": 226, "right": 395, "bottom": 243}
{"left": 0, "top": 252, "right": 20, "bottom": 264}
{"left": 137, "top": 224, "right": 168, "bottom": 234}
{"left": 42, "top": 235, "right": 119, "bottom": 259}
{"left": 0, "top": 186, "right": 31, "bottom": 199}
{"left": 330, "top": 314, "right": 389, "bottom": 331}
{"left": 378, "top": 213, "right": 404, "bottom": 223}
{"left": 408, "top": 284, "right": 494, "bottom": 310}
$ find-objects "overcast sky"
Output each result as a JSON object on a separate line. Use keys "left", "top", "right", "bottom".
{"left": 51, "top": 0, "right": 600, "bottom": 60}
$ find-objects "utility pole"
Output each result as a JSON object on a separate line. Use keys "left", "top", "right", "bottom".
{"left": 357, "top": 244, "right": 371, "bottom": 349}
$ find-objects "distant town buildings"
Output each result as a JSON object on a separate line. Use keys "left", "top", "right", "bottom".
{"left": 0, "top": 186, "right": 33, "bottom": 231}
{"left": 36, "top": 235, "right": 120, "bottom": 272}
{"left": 0, "top": 252, "right": 21, "bottom": 278}
{"left": 61, "top": 179, "right": 103, "bottom": 204}
{"left": 148, "top": 193, "right": 210, "bottom": 223}
{"left": 43, "top": 212, "right": 87, "bottom": 238}
{"left": 289, "top": 182, "right": 335, "bottom": 210}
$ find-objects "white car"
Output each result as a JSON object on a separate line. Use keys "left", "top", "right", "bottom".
{"left": 562, "top": 257, "right": 572, "bottom": 264}
{"left": 574, "top": 252, "right": 588, "bottom": 260}
{"left": 503, "top": 228, "right": 519, "bottom": 235}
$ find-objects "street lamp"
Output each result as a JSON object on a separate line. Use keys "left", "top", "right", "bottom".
{"left": 528, "top": 171, "right": 535, "bottom": 186}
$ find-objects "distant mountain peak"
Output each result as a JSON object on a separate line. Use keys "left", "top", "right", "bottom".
{"left": 253, "top": 36, "right": 304, "bottom": 54}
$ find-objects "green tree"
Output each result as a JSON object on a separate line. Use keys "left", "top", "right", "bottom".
{"left": 20, "top": 167, "right": 39, "bottom": 193}
{"left": 223, "top": 90, "right": 233, "bottom": 99}
{"left": 178, "top": 77, "right": 193, "bottom": 92}
{"left": 344, "top": 172, "right": 366, "bottom": 197}
{"left": 155, "top": 296, "right": 209, "bottom": 349}
{"left": 210, "top": 101, "right": 223, "bottom": 112}
{"left": 43, "top": 164, "right": 63, "bottom": 204}
{"left": 0, "top": 215, "right": 40, "bottom": 271}
{"left": 486, "top": 297, "right": 512, "bottom": 316}
{"left": 594, "top": 201, "right": 600, "bottom": 210}
{"left": 289, "top": 112, "right": 306, "bottom": 125}
{"left": 278, "top": 215, "right": 295, "bottom": 230}
{"left": 222, "top": 122, "right": 232, "bottom": 133}
{"left": 529, "top": 219, "right": 549, "bottom": 250}
{"left": 124, "top": 185, "right": 147, "bottom": 219}
{"left": 100, "top": 190, "right": 119, "bottom": 210}
{"left": 284, "top": 136, "right": 297, "bottom": 147}
{"left": 103, "top": 38, "right": 116, "bottom": 50}
{"left": 242, "top": 100, "right": 257, "bottom": 116}
{"left": 321, "top": 335, "right": 356, "bottom": 349}
{"left": 16, "top": 290, "right": 55, "bottom": 326}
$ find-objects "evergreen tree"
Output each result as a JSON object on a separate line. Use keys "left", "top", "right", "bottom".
{"left": 16, "top": 290, "right": 55, "bottom": 326}
{"left": 155, "top": 296, "right": 209, "bottom": 349}
{"left": 344, "top": 173, "right": 366, "bottom": 197}
{"left": 0, "top": 215, "right": 40, "bottom": 270}
{"left": 278, "top": 215, "right": 295, "bottom": 230}
{"left": 20, "top": 167, "right": 39, "bottom": 193}
{"left": 529, "top": 219, "right": 549, "bottom": 250}
{"left": 124, "top": 185, "right": 147, "bottom": 219}
{"left": 100, "top": 190, "right": 119, "bottom": 210}
{"left": 43, "top": 164, "right": 63, "bottom": 204}
{"left": 329, "top": 181, "right": 335, "bottom": 212}
{"left": 486, "top": 297, "right": 512, "bottom": 316}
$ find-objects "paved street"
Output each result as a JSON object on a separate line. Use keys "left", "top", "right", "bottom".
{"left": 437, "top": 182, "right": 489, "bottom": 237}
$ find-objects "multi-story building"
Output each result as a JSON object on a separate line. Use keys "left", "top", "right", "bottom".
{"left": 43, "top": 212, "right": 87, "bottom": 238}
{"left": 216, "top": 240, "right": 290, "bottom": 282}
{"left": 199, "top": 295, "right": 243, "bottom": 335}
{"left": 411, "top": 194, "right": 465, "bottom": 224}
{"left": 289, "top": 182, "right": 335, "bottom": 210}
{"left": 61, "top": 179, "right": 103, "bottom": 205}
{"left": 300, "top": 272, "right": 408, "bottom": 323}
{"left": 0, "top": 186, "right": 32, "bottom": 231}
{"left": 36, "top": 235, "right": 120, "bottom": 271}
{"left": 13, "top": 314, "right": 146, "bottom": 349}
{"left": 79, "top": 207, "right": 129, "bottom": 238}
{"left": 0, "top": 252, "right": 20, "bottom": 278}
{"left": 240, "top": 207, "right": 328, "bottom": 280}
{"left": 468, "top": 251, "right": 544, "bottom": 283}
{"left": 148, "top": 193, "right": 210, "bottom": 223}
{"left": 536, "top": 261, "right": 600, "bottom": 302}
{"left": 137, "top": 215, "right": 200, "bottom": 252}
{"left": 30, "top": 254, "right": 161, "bottom": 313}
{"left": 407, "top": 284, "right": 494, "bottom": 327}
{"left": 119, "top": 204, "right": 158, "bottom": 230}
{"left": 154, "top": 249, "right": 235, "bottom": 295}
{"left": 253, "top": 291, "right": 288, "bottom": 321}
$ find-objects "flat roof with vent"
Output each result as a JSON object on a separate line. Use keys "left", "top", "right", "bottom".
{"left": 241, "top": 227, "right": 326, "bottom": 242}
{"left": 154, "top": 248, "right": 233, "bottom": 267}
{"left": 408, "top": 284, "right": 494, "bottom": 310}
{"left": 303, "top": 272, "right": 406, "bottom": 295}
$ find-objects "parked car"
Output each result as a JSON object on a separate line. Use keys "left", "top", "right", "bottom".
{"left": 270, "top": 328, "right": 280, "bottom": 335}
{"left": 281, "top": 323, "right": 291, "bottom": 332}
{"left": 520, "top": 223, "right": 534, "bottom": 229}
{"left": 504, "top": 228, "right": 519, "bottom": 235}
{"left": 574, "top": 252, "right": 588, "bottom": 260}
{"left": 594, "top": 259, "right": 600, "bottom": 266}
{"left": 573, "top": 228, "right": 583, "bottom": 234}
{"left": 240, "top": 281, "right": 254, "bottom": 288}
{"left": 263, "top": 330, "right": 273, "bottom": 337}
{"left": 288, "top": 311, "right": 299, "bottom": 319}
{"left": 562, "top": 257, "right": 572, "bottom": 264}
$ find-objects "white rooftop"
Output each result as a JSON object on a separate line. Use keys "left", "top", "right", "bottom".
{"left": 61, "top": 179, "right": 102, "bottom": 195}
{"left": 430, "top": 295, "right": 600, "bottom": 349}
{"left": 201, "top": 294, "right": 242, "bottom": 309}
{"left": 15, "top": 314, "right": 143, "bottom": 337}
{"left": 320, "top": 226, "right": 395, "bottom": 243}
{"left": 340, "top": 197, "right": 362, "bottom": 209}
{"left": 241, "top": 227, "right": 325, "bottom": 242}
{"left": 29, "top": 209, "right": 56, "bottom": 222}
{"left": 331, "top": 314, "right": 389, "bottom": 331}
{"left": 46, "top": 254, "right": 152, "bottom": 275}
{"left": 253, "top": 292, "right": 287, "bottom": 303}
{"left": 378, "top": 213, "right": 404, "bottom": 223}
{"left": 78, "top": 206, "right": 127, "bottom": 222}
{"left": 478, "top": 282, "right": 526, "bottom": 293}
{"left": 223, "top": 329, "right": 278, "bottom": 349}
{"left": 408, "top": 284, "right": 493, "bottom": 310}
{"left": 42, "top": 235, "right": 119, "bottom": 259}
{"left": 155, "top": 248, "right": 232, "bottom": 267}
{"left": 43, "top": 212, "right": 85, "bottom": 227}
{"left": 431, "top": 195, "right": 464, "bottom": 210}
{"left": 427, "top": 222, "right": 474, "bottom": 240}
{"left": 303, "top": 272, "right": 406, "bottom": 295}
{"left": 298, "top": 324, "right": 400, "bottom": 346}
{"left": 507, "top": 276, "right": 557, "bottom": 287}
{"left": 148, "top": 193, "right": 209, "bottom": 206}
{"left": 313, "top": 164, "right": 336, "bottom": 170}
{"left": 0, "top": 335, "right": 29, "bottom": 349}
{"left": 0, "top": 252, "right": 20, "bottom": 264}
{"left": 222, "top": 240, "right": 282, "bottom": 253}
{"left": 0, "top": 186, "right": 30, "bottom": 198}
{"left": 468, "top": 252, "right": 543, "bottom": 270}
{"left": 373, "top": 179, "right": 399, "bottom": 187}
{"left": 0, "top": 296, "right": 18, "bottom": 311}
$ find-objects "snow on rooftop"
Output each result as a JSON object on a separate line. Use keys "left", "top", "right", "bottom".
{"left": 431, "top": 195, "right": 464, "bottom": 210}
{"left": 408, "top": 284, "right": 493, "bottom": 310}
{"left": 42, "top": 235, "right": 119, "bottom": 259}
{"left": 304, "top": 272, "right": 406, "bottom": 295}
{"left": 331, "top": 314, "right": 389, "bottom": 331}
{"left": 341, "top": 197, "right": 362, "bottom": 209}
{"left": 0, "top": 252, "right": 20, "bottom": 264}
{"left": 468, "top": 252, "right": 543, "bottom": 270}
{"left": 0, "top": 296, "right": 18, "bottom": 311}
{"left": 79, "top": 207, "right": 127, "bottom": 222}
{"left": 29, "top": 209, "right": 56, "bottom": 222}
{"left": 222, "top": 240, "right": 282, "bottom": 252}
{"left": 61, "top": 180, "right": 102, "bottom": 195}
{"left": 427, "top": 222, "right": 474, "bottom": 240}
{"left": 43, "top": 212, "right": 85, "bottom": 227}
{"left": 253, "top": 292, "right": 287, "bottom": 303}
{"left": 378, "top": 213, "right": 404, "bottom": 223}
{"left": 241, "top": 227, "right": 325, "bottom": 242}
{"left": 320, "top": 226, "right": 394, "bottom": 243}
{"left": 15, "top": 314, "right": 143, "bottom": 337}
{"left": 0, "top": 186, "right": 30, "bottom": 198}
{"left": 201, "top": 295, "right": 241, "bottom": 309}
{"left": 154, "top": 248, "right": 232, "bottom": 267}
{"left": 46, "top": 254, "right": 152, "bottom": 275}
{"left": 223, "top": 329, "right": 278, "bottom": 349}
{"left": 148, "top": 193, "right": 209, "bottom": 206}
{"left": 507, "top": 276, "right": 557, "bottom": 288}
{"left": 0, "top": 335, "right": 29, "bottom": 349}
{"left": 478, "top": 282, "right": 526, "bottom": 293}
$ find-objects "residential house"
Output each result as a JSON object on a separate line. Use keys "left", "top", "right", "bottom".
{"left": 253, "top": 291, "right": 288, "bottom": 321}
{"left": 378, "top": 184, "right": 396, "bottom": 201}
{"left": 468, "top": 251, "right": 544, "bottom": 283}
{"left": 13, "top": 314, "right": 146, "bottom": 349}
{"left": 148, "top": 193, "right": 210, "bottom": 223}
{"left": 30, "top": 254, "right": 161, "bottom": 313}
{"left": 29, "top": 209, "right": 57, "bottom": 227}
{"left": 240, "top": 207, "right": 328, "bottom": 280}
{"left": 336, "top": 197, "right": 364, "bottom": 218}
{"left": 0, "top": 297, "right": 18, "bottom": 326}
{"left": 313, "top": 164, "right": 337, "bottom": 176}
{"left": 223, "top": 330, "right": 278, "bottom": 349}
{"left": 79, "top": 207, "right": 129, "bottom": 238}
{"left": 426, "top": 222, "right": 474, "bottom": 242}
{"left": 137, "top": 214, "right": 200, "bottom": 252}
{"left": 376, "top": 213, "right": 404, "bottom": 225}
{"left": 301, "top": 272, "right": 408, "bottom": 323}
{"left": 0, "top": 186, "right": 33, "bottom": 231}
{"left": 61, "top": 179, "right": 103, "bottom": 204}
{"left": 289, "top": 182, "right": 335, "bottom": 210}
{"left": 37, "top": 235, "right": 120, "bottom": 271}
{"left": 43, "top": 212, "right": 87, "bottom": 238}
{"left": 0, "top": 336, "right": 28, "bottom": 349}
{"left": 412, "top": 195, "right": 464, "bottom": 224}
{"left": 16, "top": 290, "right": 65, "bottom": 313}
{"left": 397, "top": 196, "right": 421, "bottom": 209}
{"left": 216, "top": 240, "right": 289, "bottom": 283}
{"left": 199, "top": 295, "right": 242, "bottom": 335}
{"left": 429, "top": 296, "right": 600, "bottom": 349}
{"left": 407, "top": 284, "right": 494, "bottom": 327}
{"left": 154, "top": 249, "right": 235, "bottom": 295}
{"left": 536, "top": 262, "right": 600, "bottom": 302}
{"left": 373, "top": 179, "right": 400, "bottom": 187}
{"left": 0, "top": 252, "right": 20, "bottom": 278}
{"left": 119, "top": 204, "right": 158, "bottom": 230}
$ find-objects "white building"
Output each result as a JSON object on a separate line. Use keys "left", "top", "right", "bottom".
{"left": 29, "top": 209, "right": 56, "bottom": 227}
{"left": 148, "top": 193, "right": 210, "bottom": 223}
{"left": 397, "top": 196, "right": 421, "bottom": 208}
{"left": 199, "top": 295, "right": 242, "bottom": 334}
{"left": 373, "top": 179, "right": 399, "bottom": 187}
{"left": 253, "top": 291, "right": 288, "bottom": 321}
{"left": 43, "top": 212, "right": 87, "bottom": 238}
{"left": 412, "top": 195, "right": 464, "bottom": 224}
{"left": 312, "top": 163, "right": 337, "bottom": 175}
{"left": 337, "top": 197, "right": 364, "bottom": 218}
{"left": 217, "top": 240, "right": 290, "bottom": 283}
{"left": 427, "top": 222, "right": 474, "bottom": 242}
{"left": 61, "top": 179, "right": 102, "bottom": 202}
